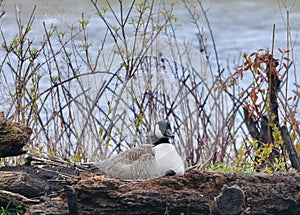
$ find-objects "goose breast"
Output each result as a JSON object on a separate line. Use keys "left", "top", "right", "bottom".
{"left": 152, "top": 143, "right": 185, "bottom": 176}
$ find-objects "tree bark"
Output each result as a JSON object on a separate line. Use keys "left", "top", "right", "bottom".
{"left": 1, "top": 166, "right": 300, "bottom": 215}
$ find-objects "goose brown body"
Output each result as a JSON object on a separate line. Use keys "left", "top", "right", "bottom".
{"left": 94, "top": 121, "right": 185, "bottom": 180}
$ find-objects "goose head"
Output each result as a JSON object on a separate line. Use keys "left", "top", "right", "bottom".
{"left": 148, "top": 121, "right": 175, "bottom": 146}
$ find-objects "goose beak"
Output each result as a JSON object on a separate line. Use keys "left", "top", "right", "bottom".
{"left": 164, "top": 128, "right": 175, "bottom": 138}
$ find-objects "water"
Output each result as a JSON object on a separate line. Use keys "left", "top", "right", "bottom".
{"left": 206, "top": 0, "right": 300, "bottom": 63}
{"left": 2, "top": 0, "right": 300, "bottom": 63}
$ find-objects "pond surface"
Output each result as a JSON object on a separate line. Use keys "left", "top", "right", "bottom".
{"left": 1, "top": 0, "right": 300, "bottom": 65}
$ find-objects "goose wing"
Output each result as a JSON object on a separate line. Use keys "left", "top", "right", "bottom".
{"left": 118, "top": 144, "right": 154, "bottom": 161}
{"left": 94, "top": 144, "right": 160, "bottom": 180}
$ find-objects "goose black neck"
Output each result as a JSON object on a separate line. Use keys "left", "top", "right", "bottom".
{"left": 154, "top": 138, "right": 170, "bottom": 146}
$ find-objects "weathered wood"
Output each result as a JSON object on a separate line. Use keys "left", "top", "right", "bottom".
{"left": 0, "top": 171, "right": 48, "bottom": 198}
{"left": 243, "top": 107, "right": 259, "bottom": 140}
{"left": 27, "top": 197, "right": 68, "bottom": 215}
{"left": 0, "top": 112, "right": 32, "bottom": 157}
{"left": 0, "top": 190, "right": 39, "bottom": 207}
{"left": 64, "top": 185, "right": 80, "bottom": 215}
{"left": 243, "top": 55, "right": 300, "bottom": 171}
{"left": 210, "top": 185, "right": 245, "bottom": 215}
{"left": 0, "top": 166, "right": 300, "bottom": 215}
{"left": 1, "top": 166, "right": 300, "bottom": 215}
{"left": 0, "top": 164, "right": 79, "bottom": 212}
{"left": 281, "top": 126, "right": 300, "bottom": 171}
{"left": 72, "top": 171, "right": 300, "bottom": 215}
{"left": 266, "top": 56, "right": 280, "bottom": 127}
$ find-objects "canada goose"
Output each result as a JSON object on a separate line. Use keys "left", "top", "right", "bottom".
{"left": 94, "top": 121, "right": 185, "bottom": 180}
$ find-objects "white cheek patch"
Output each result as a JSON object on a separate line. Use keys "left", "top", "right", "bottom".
{"left": 155, "top": 124, "right": 163, "bottom": 138}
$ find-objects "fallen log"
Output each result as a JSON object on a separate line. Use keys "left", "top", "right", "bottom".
{"left": 0, "top": 165, "right": 300, "bottom": 215}
{"left": 0, "top": 112, "right": 32, "bottom": 157}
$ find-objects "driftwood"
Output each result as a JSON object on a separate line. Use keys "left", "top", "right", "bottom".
{"left": 280, "top": 126, "right": 300, "bottom": 171}
{"left": 243, "top": 55, "right": 300, "bottom": 171}
{"left": 0, "top": 164, "right": 300, "bottom": 215}
{"left": 0, "top": 112, "right": 32, "bottom": 157}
